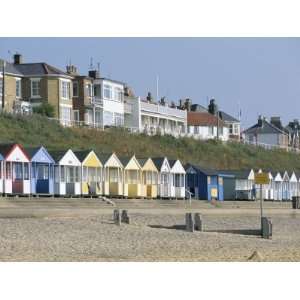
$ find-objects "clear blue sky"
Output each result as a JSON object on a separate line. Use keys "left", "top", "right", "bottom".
{"left": 1, "top": 37, "right": 299, "bottom": 128}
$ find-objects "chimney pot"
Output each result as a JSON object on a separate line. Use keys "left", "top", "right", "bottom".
{"left": 14, "top": 53, "right": 22, "bottom": 64}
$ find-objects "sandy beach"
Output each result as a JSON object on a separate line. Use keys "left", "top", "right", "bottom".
{"left": 0, "top": 208, "right": 299, "bottom": 261}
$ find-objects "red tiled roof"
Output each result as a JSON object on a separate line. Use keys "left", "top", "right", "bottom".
{"left": 187, "top": 112, "right": 226, "bottom": 126}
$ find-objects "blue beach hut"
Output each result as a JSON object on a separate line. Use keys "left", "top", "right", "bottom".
{"left": 185, "top": 164, "right": 224, "bottom": 201}
{"left": 24, "top": 146, "right": 55, "bottom": 195}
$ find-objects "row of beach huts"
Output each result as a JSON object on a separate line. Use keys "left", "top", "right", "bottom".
{"left": 0, "top": 143, "right": 298, "bottom": 201}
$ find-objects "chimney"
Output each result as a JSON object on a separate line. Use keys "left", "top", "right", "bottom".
{"left": 88, "top": 70, "right": 100, "bottom": 79}
{"left": 14, "top": 53, "right": 22, "bottom": 64}
{"left": 258, "top": 115, "right": 263, "bottom": 127}
{"left": 208, "top": 98, "right": 218, "bottom": 115}
{"left": 270, "top": 116, "right": 282, "bottom": 130}
{"left": 184, "top": 98, "right": 191, "bottom": 111}
{"left": 66, "top": 65, "right": 78, "bottom": 75}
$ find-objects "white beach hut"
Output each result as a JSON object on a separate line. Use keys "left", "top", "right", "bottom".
{"left": 49, "top": 150, "right": 82, "bottom": 196}
{"left": 169, "top": 159, "right": 186, "bottom": 199}
{"left": 152, "top": 157, "right": 172, "bottom": 198}
{"left": 272, "top": 171, "right": 283, "bottom": 201}
{"left": 289, "top": 171, "right": 298, "bottom": 200}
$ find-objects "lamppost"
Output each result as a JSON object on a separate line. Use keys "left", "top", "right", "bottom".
{"left": 0, "top": 59, "right": 5, "bottom": 110}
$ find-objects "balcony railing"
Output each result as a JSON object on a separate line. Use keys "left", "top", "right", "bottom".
{"left": 141, "top": 101, "right": 186, "bottom": 120}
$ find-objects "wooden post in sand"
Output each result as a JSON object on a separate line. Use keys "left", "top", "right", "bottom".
{"left": 185, "top": 213, "right": 194, "bottom": 232}
{"left": 194, "top": 213, "right": 203, "bottom": 231}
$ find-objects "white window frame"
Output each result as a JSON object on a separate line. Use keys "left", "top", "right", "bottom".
{"left": 16, "top": 78, "right": 22, "bottom": 99}
{"left": 103, "top": 84, "right": 112, "bottom": 100}
{"left": 31, "top": 78, "right": 41, "bottom": 98}
{"left": 61, "top": 79, "right": 71, "bottom": 100}
{"left": 114, "top": 87, "right": 123, "bottom": 102}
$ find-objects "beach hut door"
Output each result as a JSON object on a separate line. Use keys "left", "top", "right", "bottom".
{"left": 161, "top": 173, "right": 169, "bottom": 197}
{"left": 12, "top": 162, "right": 23, "bottom": 194}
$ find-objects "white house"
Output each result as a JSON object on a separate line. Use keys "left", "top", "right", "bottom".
{"left": 124, "top": 95, "right": 187, "bottom": 137}
{"left": 85, "top": 70, "right": 126, "bottom": 129}
{"left": 186, "top": 112, "right": 229, "bottom": 141}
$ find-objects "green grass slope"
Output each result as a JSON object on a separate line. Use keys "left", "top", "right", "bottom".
{"left": 0, "top": 113, "right": 300, "bottom": 171}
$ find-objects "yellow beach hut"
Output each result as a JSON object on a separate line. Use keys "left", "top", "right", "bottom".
{"left": 120, "top": 155, "right": 142, "bottom": 198}
{"left": 74, "top": 150, "right": 103, "bottom": 196}
{"left": 137, "top": 158, "right": 158, "bottom": 198}
{"left": 98, "top": 153, "right": 124, "bottom": 197}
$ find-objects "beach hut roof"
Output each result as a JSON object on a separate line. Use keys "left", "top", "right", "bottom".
{"left": 137, "top": 158, "right": 148, "bottom": 167}
{"left": 0, "top": 143, "right": 17, "bottom": 158}
{"left": 73, "top": 150, "right": 93, "bottom": 162}
{"left": 23, "top": 146, "right": 55, "bottom": 163}
{"left": 186, "top": 163, "right": 218, "bottom": 176}
{"left": 47, "top": 150, "right": 71, "bottom": 163}
{"left": 0, "top": 143, "right": 29, "bottom": 161}
{"left": 218, "top": 169, "right": 254, "bottom": 179}
{"left": 152, "top": 157, "right": 170, "bottom": 170}
{"left": 96, "top": 153, "right": 113, "bottom": 164}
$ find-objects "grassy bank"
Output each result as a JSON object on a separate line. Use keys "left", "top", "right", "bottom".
{"left": 0, "top": 113, "right": 300, "bottom": 171}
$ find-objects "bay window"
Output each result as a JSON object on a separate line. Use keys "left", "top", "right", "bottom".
{"left": 104, "top": 84, "right": 112, "bottom": 99}
{"left": 61, "top": 80, "right": 71, "bottom": 99}
{"left": 16, "top": 78, "right": 21, "bottom": 98}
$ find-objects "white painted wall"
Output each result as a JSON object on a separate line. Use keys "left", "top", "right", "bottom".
{"left": 187, "top": 125, "right": 229, "bottom": 141}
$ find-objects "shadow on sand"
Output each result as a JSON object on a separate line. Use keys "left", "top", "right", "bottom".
{"left": 148, "top": 225, "right": 261, "bottom": 236}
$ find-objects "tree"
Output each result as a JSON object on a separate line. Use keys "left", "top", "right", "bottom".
{"left": 33, "top": 102, "right": 55, "bottom": 118}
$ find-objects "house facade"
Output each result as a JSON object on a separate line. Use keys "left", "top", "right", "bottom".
{"left": 0, "top": 54, "right": 74, "bottom": 125}
{"left": 243, "top": 116, "right": 289, "bottom": 149}
{"left": 186, "top": 111, "right": 229, "bottom": 141}
{"left": 124, "top": 93, "right": 187, "bottom": 137}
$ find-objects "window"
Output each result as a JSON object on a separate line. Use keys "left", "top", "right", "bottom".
{"left": 86, "top": 84, "right": 93, "bottom": 97}
{"left": 31, "top": 79, "right": 41, "bottom": 97}
{"left": 37, "top": 164, "right": 49, "bottom": 180}
{"left": 94, "top": 84, "right": 101, "bottom": 97}
{"left": 175, "top": 174, "right": 183, "bottom": 187}
{"left": 109, "top": 168, "right": 119, "bottom": 182}
{"left": 114, "top": 113, "right": 124, "bottom": 127}
{"left": 60, "top": 107, "right": 72, "bottom": 122}
{"left": 75, "top": 167, "right": 80, "bottom": 182}
{"left": 16, "top": 78, "right": 21, "bottom": 98}
{"left": 24, "top": 163, "right": 29, "bottom": 180}
{"left": 218, "top": 177, "right": 223, "bottom": 185}
{"left": 114, "top": 87, "right": 123, "bottom": 101}
{"left": 103, "top": 84, "right": 112, "bottom": 99}
{"left": 194, "top": 126, "right": 199, "bottom": 134}
{"left": 73, "top": 81, "right": 79, "bottom": 97}
{"left": 61, "top": 81, "right": 71, "bottom": 99}
{"left": 54, "top": 166, "right": 59, "bottom": 183}
{"left": 60, "top": 166, "right": 65, "bottom": 182}
{"left": 229, "top": 124, "right": 233, "bottom": 134}
{"left": 207, "top": 176, "right": 211, "bottom": 184}
{"left": 13, "top": 162, "right": 23, "bottom": 180}
{"left": 233, "top": 124, "right": 239, "bottom": 135}
{"left": 126, "top": 170, "right": 138, "bottom": 184}
{"left": 73, "top": 110, "right": 80, "bottom": 122}
{"left": 6, "top": 162, "right": 11, "bottom": 179}
{"left": 103, "top": 111, "right": 114, "bottom": 126}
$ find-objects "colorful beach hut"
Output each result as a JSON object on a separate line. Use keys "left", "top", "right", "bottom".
{"left": 49, "top": 149, "right": 81, "bottom": 196}
{"left": 138, "top": 158, "right": 159, "bottom": 198}
{"left": 74, "top": 150, "right": 102, "bottom": 195}
{"left": 24, "top": 146, "right": 55, "bottom": 195}
{"left": 98, "top": 153, "right": 123, "bottom": 197}
{"left": 120, "top": 155, "right": 142, "bottom": 198}
{"left": 0, "top": 143, "right": 31, "bottom": 195}
{"left": 185, "top": 164, "right": 224, "bottom": 201}
{"left": 152, "top": 157, "right": 172, "bottom": 198}
{"left": 169, "top": 159, "right": 186, "bottom": 199}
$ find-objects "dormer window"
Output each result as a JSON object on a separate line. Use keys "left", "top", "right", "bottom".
{"left": 31, "top": 78, "right": 41, "bottom": 98}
